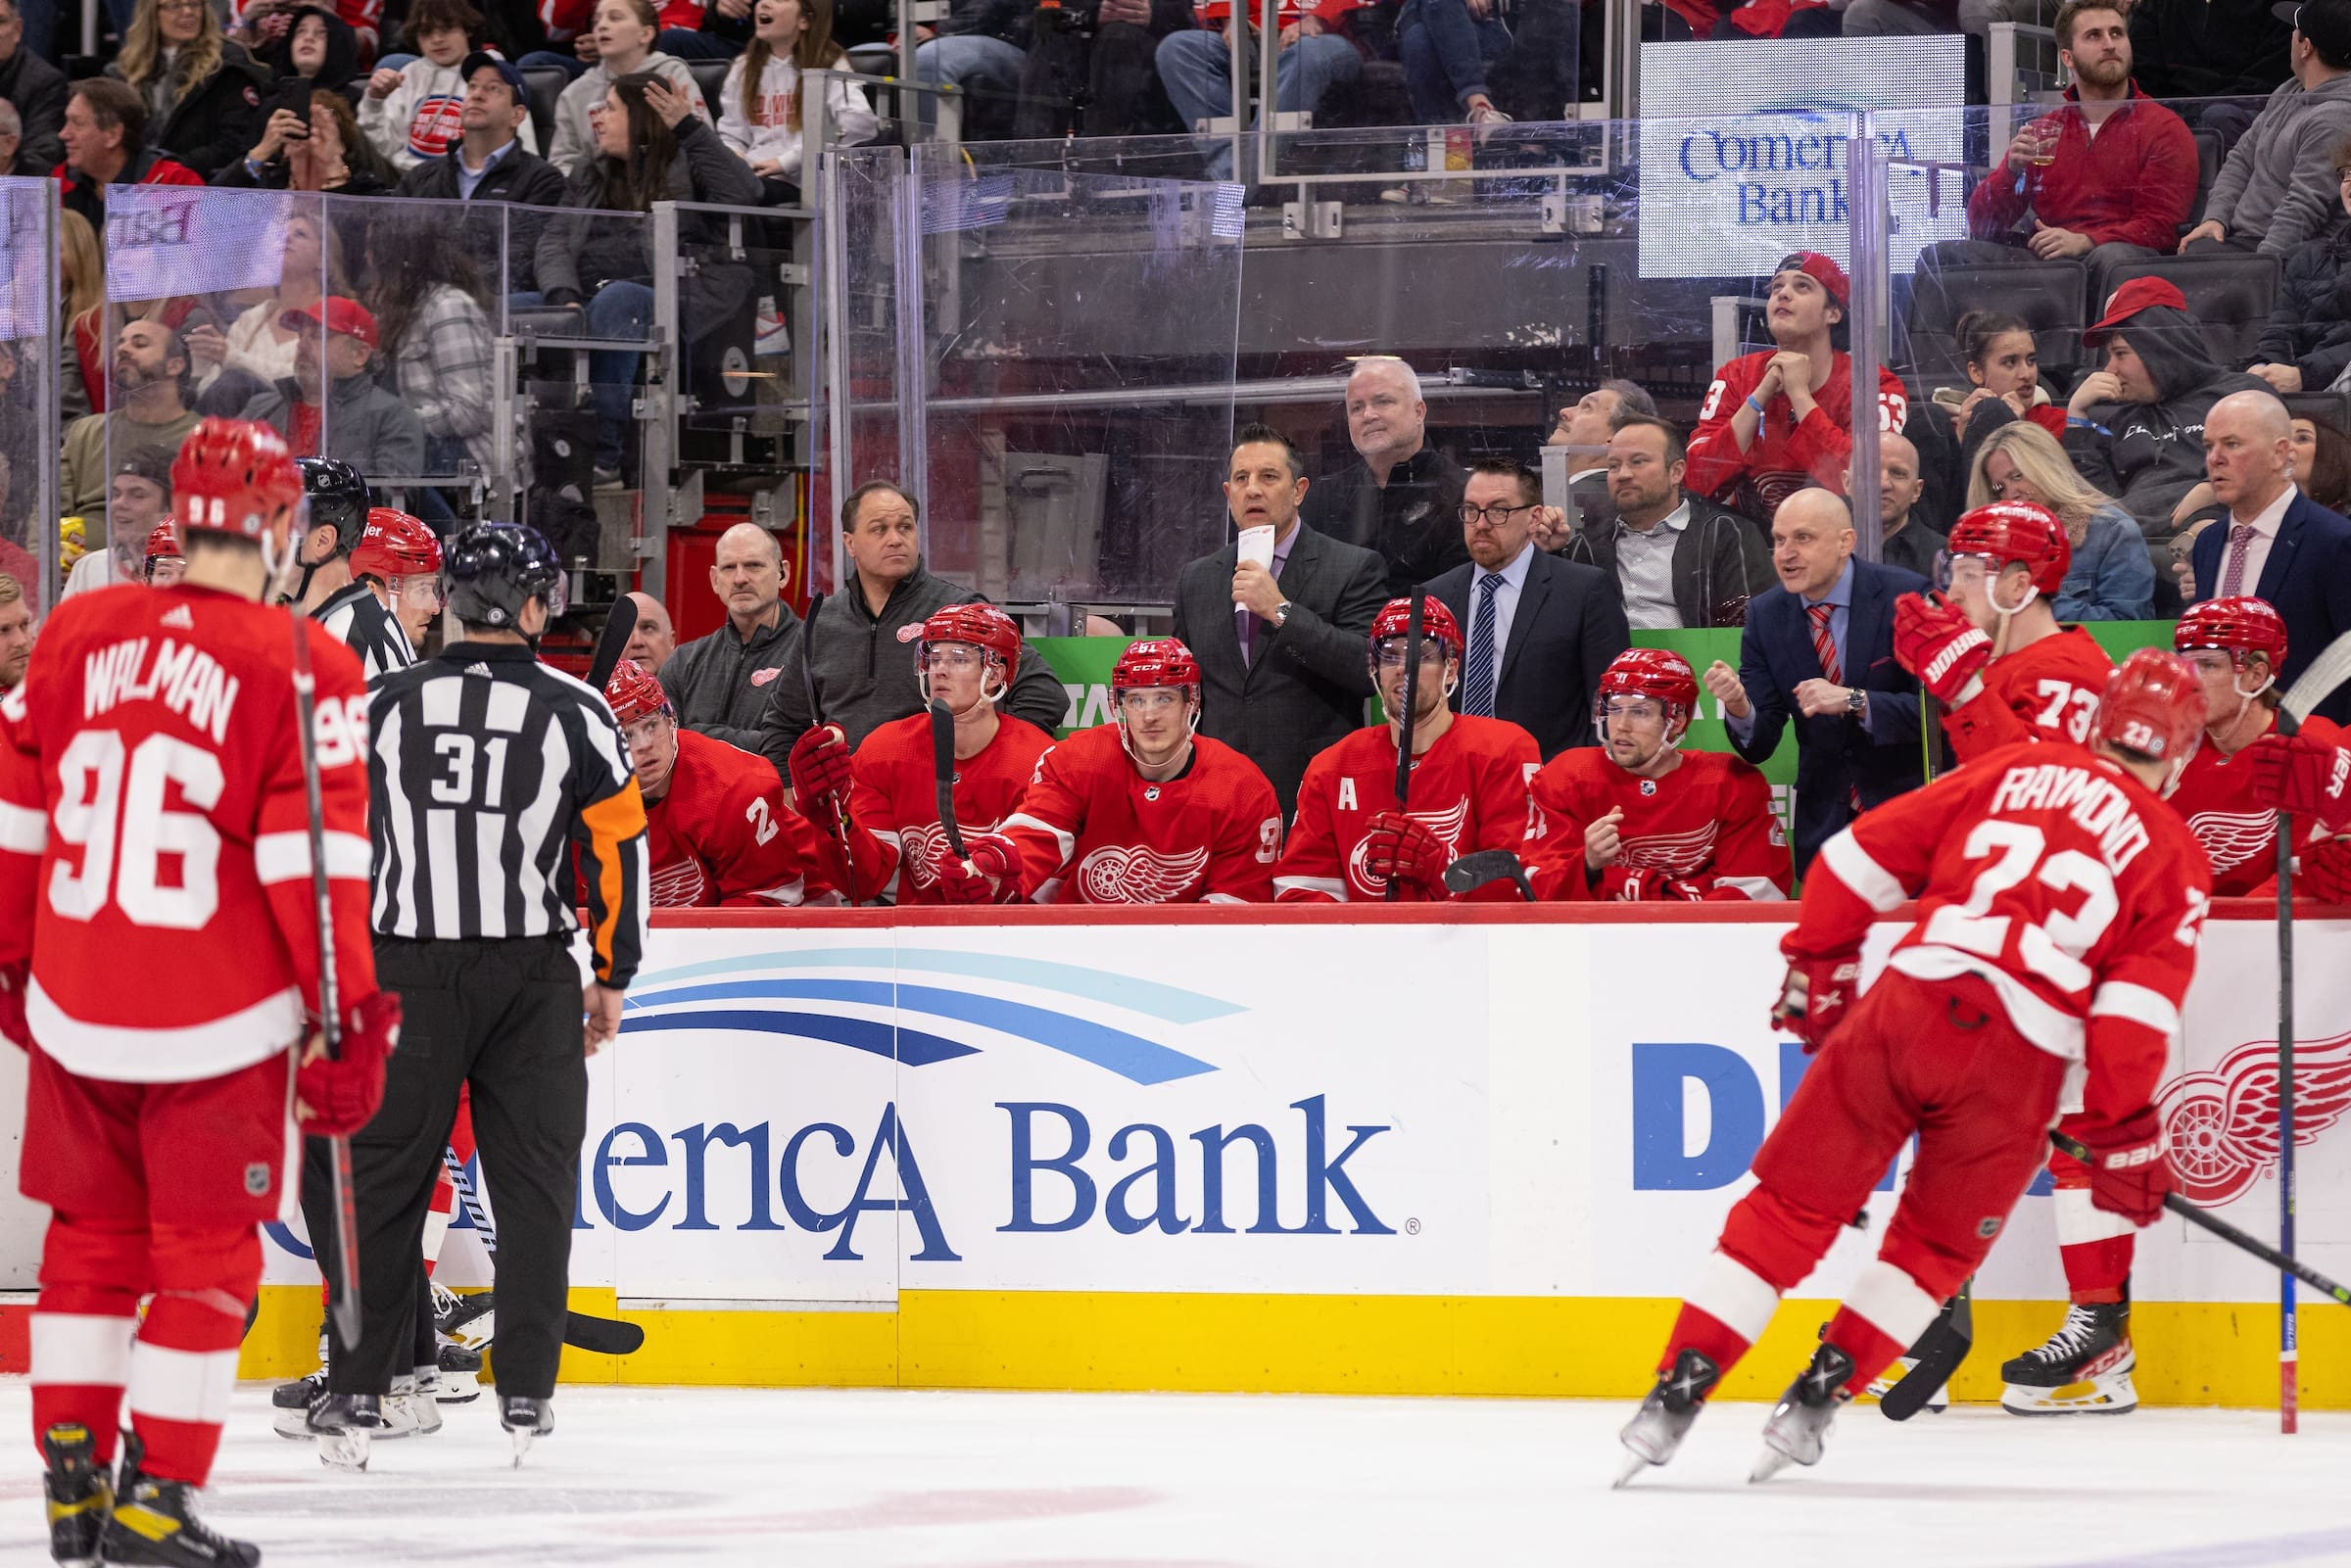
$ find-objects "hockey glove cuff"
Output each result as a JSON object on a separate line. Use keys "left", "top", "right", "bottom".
{"left": 787, "top": 725, "right": 855, "bottom": 822}
{"left": 1770, "top": 953, "right": 1860, "bottom": 1053}
{"left": 2249, "top": 731, "right": 2351, "bottom": 830}
{"left": 0, "top": 963, "right": 26, "bottom": 1052}
{"left": 1361, "top": 811, "right": 1449, "bottom": 897}
{"left": 2300, "top": 835, "right": 2351, "bottom": 904}
{"left": 1893, "top": 592, "right": 1992, "bottom": 707}
{"left": 2080, "top": 1108, "right": 2172, "bottom": 1227}
{"left": 296, "top": 990, "right": 401, "bottom": 1138}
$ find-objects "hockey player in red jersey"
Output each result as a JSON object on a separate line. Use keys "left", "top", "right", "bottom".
{"left": 1274, "top": 596, "right": 1538, "bottom": 902}
{"left": 940, "top": 638, "right": 1283, "bottom": 904}
{"left": 788, "top": 603, "right": 1052, "bottom": 905}
{"left": 1619, "top": 649, "right": 2212, "bottom": 1484}
{"left": 606, "top": 658, "right": 834, "bottom": 908}
{"left": 0, "top": 418, "right": 397, "bottom": 1566}
{"left": 349, "top": 507, "right": 445, "bottom": 657}
{"left": 141, "top": 521, "right": 183, "bottom": 588}
{"left": 1894, "top": 501, "right": 2117, "bottom": 762}
{"left": 1684, "top": 252, "right": 1911, "bottom": 515}
{"left": 1519, "top": 647, "right": 1791, "bottom": 902}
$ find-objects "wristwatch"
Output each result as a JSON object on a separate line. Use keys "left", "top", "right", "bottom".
{"left": 1271, "top": 600, "right": 1292, "bottom": 629}
{"left": 1845, "top": 688, "right": 1867, "bottom": 719}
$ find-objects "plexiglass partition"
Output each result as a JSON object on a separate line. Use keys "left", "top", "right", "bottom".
{"left": 0, "top": 179, "right": 58, "bottom": 618}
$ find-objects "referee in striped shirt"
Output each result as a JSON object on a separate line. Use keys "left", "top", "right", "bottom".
{"left": 326, "top": 522, "right": 648, "bottom": 1464}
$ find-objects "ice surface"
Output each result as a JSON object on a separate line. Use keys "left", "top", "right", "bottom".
{"left": 0, "top": 1383, "right": 2342, "bottom": 1566}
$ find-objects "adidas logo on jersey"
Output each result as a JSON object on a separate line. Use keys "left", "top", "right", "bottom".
{"left": 464, "top": 662, "right": 493, "bottom": 676}
{"left": 159, "top": 606, "right": 193, "bottom": 630}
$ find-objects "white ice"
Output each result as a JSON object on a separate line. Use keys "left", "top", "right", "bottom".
{"left": 0, "top": 1383, "right": 2343, "bottom": 1566}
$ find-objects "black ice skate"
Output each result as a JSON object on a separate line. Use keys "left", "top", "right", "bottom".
{"left": 2000, "top": 1301, "right": 2135, "bottom": 1415}
{"left": 435, "top": 1287, "right": 495, "bottom": 1353}
{"left": 1751, "top": 1343, "right": 1855, "bottom": 1483}
{"left": 501, "top": 1397, "right": 552, "bottom": 1468}
{"left": 41, "top": 1422, "right": 110, "bottom": 1567}
{"left": 97, "top": 1435, "right": 259, "bottom": 1567}
{"left": 1613, "top": 1350, "right": 1720, "bottom": 1487}
{"left": 435, "top": 1343, "right": 484, "bottom": 1404}
{"left": 268, "top": 1373, "right": 324, "bottom": 1441}
{"left": 305, "top": 1392, "right": 383, "bottom": 1473}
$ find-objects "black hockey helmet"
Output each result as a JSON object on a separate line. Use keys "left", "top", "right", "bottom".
{"left": 297, "top": 456, "right": 371, "bottom": 555}
{"left": 443, "top": 522, "right": 567, "bottom": 629}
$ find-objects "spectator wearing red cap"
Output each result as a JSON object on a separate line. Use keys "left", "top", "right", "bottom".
{"left": 2182, "top": 0, "right": 2351, "bottom": 258}
{"left": 1924, "top": 2, "right": 2195, "bottom": 299}
{"left": 239, "top": 296, "right": 426, "bottom": 482}
{"left": 2064, "top": 277, "right": 2269, "bottom": 572}
{"left": 1685, "top": 252, "right": 1910, "bottom": 521}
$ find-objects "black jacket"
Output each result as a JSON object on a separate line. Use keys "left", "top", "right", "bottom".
{"left": 2254, "top": 224, "right": 2351, "bottom": 390}
{"left": 1425, "top": 546, "right": 1630, "bottom": 761}
{"left": 1298, "top": 444, "right": 1472, "bottom": 597}
{"left": 1559, "top": 495, "right": 1773, "bottom": 630}
{"left": 108, "top": 40, "right": 271, "bottom": 182}
{"left": 2128, "top": 0, "right": 2293, "bottom": 101}
{"left": 255, "top": 4, "right": 360, "bottom": 93}
{"left": 534, "top": 115, "right": 763, "bottom": 347}
{"left": 2064, "top": 305, "right": 2269, "bottom": 537}
{"left": 2191, "top": 488, "right": 2351, "bottom": 723}
{"left": 395, "top": 139, "right": 569, "bottom": 291}
{"left": 0, "top": 47, "right": 67, "bottom": 175}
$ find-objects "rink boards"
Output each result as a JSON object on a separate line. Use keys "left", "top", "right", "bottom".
{"left": 228, "top": 905, "right": 2351, "bottom": 1407}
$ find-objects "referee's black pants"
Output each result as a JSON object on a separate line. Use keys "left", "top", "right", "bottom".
{"left": 300, "top": 1140, "right": 436, "bottom": 1374}
{"left": 331, "top": 933, "right": 586, "bottom": 1402}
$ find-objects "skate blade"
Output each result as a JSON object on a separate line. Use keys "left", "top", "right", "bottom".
{"left": 1612, "top": 1448, "right": 1655, "bottom": 1489}
{"left": 271, "top": 1409, "right": 315, "bottom": 1440}
{"left": 1749, "top": 1446, "right": 1797, "bottom": 1485}
{"left": 509, "top": 1427, "right": 536, "bottom": 1468}
{"left": 316, "top": 1432, "right": 370, "bottom": 1471}
{"left": 1999, "top": 1376, "right": 2137, "bottom": 1416}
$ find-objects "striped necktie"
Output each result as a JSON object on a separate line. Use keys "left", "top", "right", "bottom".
{"left": 1462, "top": 573, "right": 1503, "bottom": 717}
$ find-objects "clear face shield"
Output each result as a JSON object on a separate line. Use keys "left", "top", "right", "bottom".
{"left": 1371, "top": 635, "right": 1458, "bottom": 709}
{"left": 1592, "top": 693, "right": 1685, "bottom": 759}
{"left": 917, "top": 641, "right": 1006, "bottom": 714}
{"left": 1114, "top": 685, "right": 1198, "bottom": 766}
{"left": 1935, "top": 551, "right": 2038, "bottom": 621}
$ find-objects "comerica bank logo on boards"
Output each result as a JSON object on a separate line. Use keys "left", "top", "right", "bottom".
{"left": 1670, "top": 111, "right": 1930, "bottom": 227}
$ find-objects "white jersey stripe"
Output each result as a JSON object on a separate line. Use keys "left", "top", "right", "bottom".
{"left": 125, "top": 1341, "right": 239, "bottom": 1425}
{"left": 27, "top": 978, "right": 300, "bottom": 1081}
{"left": 0, "top": 798, "right": 45, "bottom": 854}
{"left": 1816, "top": 828, "right": 1905, "bottom": 912}
{"left": 254, "top": 830, "right": 371, "bottom": 885}
{"left": 2089, "top": 980, "right": 2182, "bottom": 1039}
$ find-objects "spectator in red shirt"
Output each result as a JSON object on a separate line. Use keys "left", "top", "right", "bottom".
{"left": 1685, "top": 251, "right": 1910, "bottom": 520}
{"left": 1926, "top": 3, "right": 2195, "bottom": 299}
{"left": 53, "top": 78, "right": 203, "bottom": 237}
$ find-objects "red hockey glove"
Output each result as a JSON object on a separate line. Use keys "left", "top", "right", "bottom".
{"left": 1770, "top": 953, "right": 1860, "bottom": 1053}
{"left": 2248, "top": 731, "right": 2351, "bottom": 831}
{"left": 2079, "top": 1107, "right": 2173, "bottom": 1227}
{"left": 0, "top": 962, "right": 26, "bottom": 1052}
{"left": 1361, "top": 811, "right": 1449, "bottom": 897}
{"left": 787, "top": 725, "right": 854, "bottom": 822}
{"left": 1893, "top": 592, "right": 1991, "bottom": 706}
{"left": 1617, "top": 869, "right": 1706, "bottom": 903}
{"left": 929, "top": 831, "right": 1022, "bottom": 905}
{"left": 2299, "top": 836, "right": 2351, "bottom": 904}
{"left": 295, "top": 990, "right": 401, "bottom": 1138}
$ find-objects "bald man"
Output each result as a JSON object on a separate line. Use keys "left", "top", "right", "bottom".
{"left": 620, "top": 591, "right": 677, "bottom": 675}
{"left": 657, "top": 522, "right": 799, "bottom": 762}
{"left": 1845, "top": 430, "right": 1946, "bottom": 580}
{"left": 2189, "top": 389, "right": 2351, "bottom": 721}
{"left": 1702, "top": 488, "right": 1930, "bottom": 873}
{"left": 1298, "top": 356, "right": 1471, "bottom": 595}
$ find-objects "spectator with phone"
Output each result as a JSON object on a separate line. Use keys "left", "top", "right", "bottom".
{"left": 223, "top": 85, "right": 399, "bottom": 191}
{"left": 105, "top": 0, "right": 272, "bottom": 181}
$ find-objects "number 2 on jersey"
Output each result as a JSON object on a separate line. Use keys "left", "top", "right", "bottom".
{"left": 1920, "top": 819, "right": 2116, "bottom": 996}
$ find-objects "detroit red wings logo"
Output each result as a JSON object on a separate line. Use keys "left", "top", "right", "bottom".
{"left": 2159, "top": 1028, "right": 2351, "bottom": 1205}
{"left": 1075, "top": 843, "right": 1210, "bottom": 904}
{"left": 1345, "top": 798, "right": 1470, "bottom": 896}
{"left": 1616, "top": 822, "right": 1720, "bottom": 877}
{"left": 2184, "top": 809, "right": 2278, "bottom": 875}
{"left": 649, "top": 857, "right": 708, "bottom": 908}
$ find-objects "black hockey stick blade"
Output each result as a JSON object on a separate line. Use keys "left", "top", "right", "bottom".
{"left": 564, "top": 1309, "right": 646, "bottom": 1355}
{"left": 586, "top": 595, "right": 639, "bottom": 691}
{"left": 2279, "top": 626, "right": 2351, "bottom": 735}
{"left": 930, "top": 697, "right": 967, "bottom": 858}
{"left": 1879, "top": 1278, "right": 1971, "bottom": 1420}
{"left": 800, "top": 593, "right": 827, "bottom": 726}
{"left": 2050, "top": 1132, "right": 2351, "bottom": 1307}
{"left": 1442, "top": 848, "right": 1534, "bottom": 901}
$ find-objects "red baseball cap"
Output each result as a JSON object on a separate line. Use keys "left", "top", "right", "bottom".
{"left": 1773, "top": 251, "right": 1849, "bottom": 309}
{"left": 2084, "top": 276, "right": 2187, "bottom": 346}
{"left": 279, "top": 296, "right": 379, "bottom": 349}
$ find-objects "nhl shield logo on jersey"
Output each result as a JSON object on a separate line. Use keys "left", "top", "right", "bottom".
{"left": 2158, "top": 1028, "right": 2351, "bottom": 1205}
{"left": 244, "top": 1163, "right": 270, "bottom": 1198}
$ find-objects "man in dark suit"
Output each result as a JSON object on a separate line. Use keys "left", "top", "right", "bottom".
{"left": 1298, "top": 356, "right": 1470, "bottom": 596}
{"left": 2191, "top": 390, "right": 2351, "bottom": 722}
{"left": 1701, "top": 489, "right": 1928, "bottom": 874}
{"left": 1175, "top": 423, "right": 1389, "bottom": 816}
{"left": 1425, "top": 457, "right": 1630, "bottom": 760}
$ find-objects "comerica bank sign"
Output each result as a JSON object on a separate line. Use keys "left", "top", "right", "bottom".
{"left": 1638, "top": 37, "right": 1969, "bottom": 280}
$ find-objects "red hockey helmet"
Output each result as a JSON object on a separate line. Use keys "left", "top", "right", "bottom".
{"left": 169, "top": 418, "right": 303, "bottom": 544}
{"left": 1594, "top": 647, "right": 1700, "bottom": 744}
{"left": 2092, "top": 647, "right": 2208, "bottom": 765}
{"left": 1111, "top": 637, "right": 1202, "bottom": 699}
{"left": 603, "top": 658, "right": 672, "bottom": 727}
{"left": 142, "top": 520, "right": 180, "bottom": 564}
{"left": 352, "top": 507, "right": 444, "bottom": 582}
{"left": 1944, "top": 500, "right": 2072, "bottom": 599}
{"left": 916, "top": 602, "right": 1022, "bottom": 697}
{"left": 1367, "top": 595, "right": 1464, "bottom": 659}
{"left": 2173, "top": 594, "right": 2287, "bottom": 670}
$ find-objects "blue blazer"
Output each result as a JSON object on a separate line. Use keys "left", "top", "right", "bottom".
{"left": 1727, "top": 558, "right": 1929, "bottom": 875}
{"left": 2192, "top": 492, "right": 2351, "bottom": 724}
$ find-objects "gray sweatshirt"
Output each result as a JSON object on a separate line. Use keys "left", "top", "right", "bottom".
{"left": 757, "top": 563, "right": 1069, "bottom": 773}
{"left": 659, "top": 604, "right": 802, "bottom": 763}
{"left": 2205, "top": 72, "right": 2351, "bottom": 256}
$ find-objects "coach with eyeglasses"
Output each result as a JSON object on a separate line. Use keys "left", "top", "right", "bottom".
{"left": 1425, "top": 458, "right": 1629, "bottom": 760}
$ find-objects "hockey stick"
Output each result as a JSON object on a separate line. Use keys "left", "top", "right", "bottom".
{"left": 288, "top": 614, "right": 364, "bottom": 1354}
{"left": 930, "top": 696, "right": 967, "bottom": 860}
{"left": 1386, "top": 594, "right": 1425, "bottom": 903}
{"left": 440, "top": 1148, "right": 647, "bottom": 1355}
{"left": 586, "top": 597, "right": 638, "bottom": 691}
{"left": 801, "top": 594, "right": 858, "bottom": 906}
{"left": 2050, "top": 1131, "right": 2351, "bottom": 1309}
{"left": 1441, "top": 848, "right": 1535, "bottom": 902}
{"left": 1878, "top": 1280, "right": 1968, "bottom": 1421}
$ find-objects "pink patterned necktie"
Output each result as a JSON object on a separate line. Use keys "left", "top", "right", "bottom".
{"left": 2219, "top": 522, "right": 2257, "bottom": 597}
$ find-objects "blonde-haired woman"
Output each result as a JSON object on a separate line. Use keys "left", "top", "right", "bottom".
{"left": 106, "top": 0, "right": 272, "bottom": 180}
{"left": 59, "top": 209, "right": 104, "bottom": 419}
{"left": 1968, "top": 421, "right": 2155, "bottom": 621}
